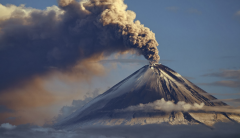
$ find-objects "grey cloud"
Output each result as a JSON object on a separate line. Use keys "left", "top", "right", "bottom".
{"left": 211, "top": 98, "right": 240, "bottom": 103}
{"left": 99, "top": 59, "right": 172, "bottom": 64}
{"left": 5, "top": 117, "right": 17, "bottom": 121}
{"left": 202, "top": 69, "right": 240, "bottom": 88}
{"left": 0, "top": 105, "right": 14, "bottom": 113}
{"left": 53, "top": 97, "right": 94, "bottom": 123}
{"left": 204, "top": 70, "right": 240, "bottom": 79}
{"left": 53, "top": 89, "right": 102, "bottom": 123}
{"left": 211, "top": 80, "right": 240, "bottom": 88}
{"left": 99, "top": 59, "right": 149, "bottom": 64}
{"left": 199, "top": 92, "right": 240, "bottom": 96}
{"left": 200, "top": 80, "right": 240, "bottom": 88}
{"left": 1, "top": 123, "right": 240, "bottom": 138}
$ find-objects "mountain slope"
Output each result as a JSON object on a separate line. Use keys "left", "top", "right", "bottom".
{"left": 55, "top": 64, "right": 239, "bottom": 129}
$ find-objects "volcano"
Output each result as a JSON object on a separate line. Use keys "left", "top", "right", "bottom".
{"left": 55, "top": 64, "right": 240, "bottom": 129}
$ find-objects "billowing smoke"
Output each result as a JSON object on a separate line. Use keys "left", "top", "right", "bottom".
{"left": 0, "top": 0, "right": 159, "bottom": 92}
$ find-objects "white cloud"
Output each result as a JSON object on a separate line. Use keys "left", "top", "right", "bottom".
{"left": 118, "top": 98, "right": 204, "bottom": 112}
{"left": 1, "top": 123, "right": 16, "bottom": 130}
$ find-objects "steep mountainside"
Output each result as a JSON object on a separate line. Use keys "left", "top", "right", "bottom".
{"left": 55, "top": 64, "right": 240, "bottom": 129}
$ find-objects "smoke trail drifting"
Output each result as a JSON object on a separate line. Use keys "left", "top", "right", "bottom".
{"left": 0, "top": 0, "right": 159, "bottom": 91}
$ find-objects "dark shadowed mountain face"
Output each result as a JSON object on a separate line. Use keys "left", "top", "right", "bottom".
{"left": 55, "top": 64, "right": 235, "bottom": 129}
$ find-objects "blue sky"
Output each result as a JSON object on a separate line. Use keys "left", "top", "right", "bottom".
{"left": 0, "top": 0, "right": 240, "bottom": 126}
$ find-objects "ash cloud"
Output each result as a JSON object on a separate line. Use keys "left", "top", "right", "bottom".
{"left": 0, "top": 0, "right": 159, "bottom": 92}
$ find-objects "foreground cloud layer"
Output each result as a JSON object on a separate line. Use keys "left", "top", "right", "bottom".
{"left": 0, "top": 123, "right": 240, "bottom": 138}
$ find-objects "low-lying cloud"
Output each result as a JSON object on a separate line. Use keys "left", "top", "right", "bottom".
{"left": 53, "top": 89, "right": 103, "bottom": 123}
{"left": 0, "top": 123, "right": 240, "bottom": 138}
{"left": 118, "top": 98, "right": 240, "bottom": 114}
{"left": 118, "top": 98, "right": 204, "bottom": 112}
{"left": 0, "top": 123, "right": 16, "bottom": 130}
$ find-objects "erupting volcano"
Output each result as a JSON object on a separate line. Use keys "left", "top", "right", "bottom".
{"left": 55, "top": 63, "right": 240, "bottom": 130}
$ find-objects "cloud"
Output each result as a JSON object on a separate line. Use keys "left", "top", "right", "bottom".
{"left": 0, "top": 123, "right": 240, "bottom": 138}
{"left": 209, "top": 80, "right": 240, "bottom": 88}
{"left": 117, "top": 98, "right": 240, "bottom": 114}
{"left": 118, "top": 98, "right": 204, "bottom": 112}
{"left": 99, "top": 59, "right": 149, "bottom": 65}
{"left": 165, "top": 6, "right": 179, "bottom": 12}
{"left": 214, "top": 98, "right": 240, "bottom": 102}
{"left": 200, "top": 92, "right": 240, "bottom": 96}
{"left": 53, "top": 89, "right": 103, "bottom": 123}
{"left": 187, "top": 8, "right": 202, "bottom": 15}
{"left": 211, "top": 98, "right": 240, "bottom": 107}
{"left": 99, "top": 59, "right": 172, "bottom": 65}
{"left": 1, "top": 123, "right": 16, "bottom": 130}
{"left": 202, "top": 69, "right": 240, "bottom": 88}
{"left": 0, "top": 105, "right": 14, "bottom": 113}
{"left": 204, "top": 70, "right": 240, "bottom": 79}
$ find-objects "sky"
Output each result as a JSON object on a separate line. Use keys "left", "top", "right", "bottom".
{"left": 0, "top": 0, "right": 240, "bottom": 137}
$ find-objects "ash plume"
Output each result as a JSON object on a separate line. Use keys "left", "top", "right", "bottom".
{"left": 0, "top": 0, "right": 160, "bottom": 91}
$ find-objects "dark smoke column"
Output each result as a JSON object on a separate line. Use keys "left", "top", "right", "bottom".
{"left": 60, "top": 0, "right": 160, "bottom": 63}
